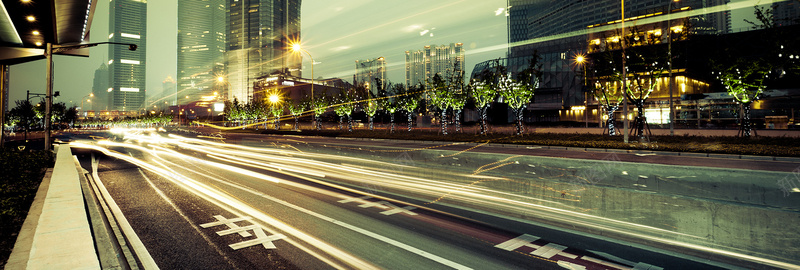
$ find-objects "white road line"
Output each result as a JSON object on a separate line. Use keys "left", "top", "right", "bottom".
{"left": 237, "top": 185, "right": 473, "bottom": 270}
{"left": 91, "top": 155, "right": 160, "bottom": 270}
{"left": 137, "top": 169, "right": 240, "bottom": 268}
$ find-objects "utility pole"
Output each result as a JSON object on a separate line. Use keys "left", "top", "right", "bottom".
{"left": 622, "top": 0, "right": 629, "bottom": 143}
{"left": 668, "top": 0, "right": 678, "bottom": 136}
{"left": 44, "top": 43, "right": 53, "bottom": 150}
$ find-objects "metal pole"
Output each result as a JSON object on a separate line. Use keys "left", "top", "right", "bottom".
{"left": 668, "top": 0, "right": 675, "bottom": 136}
{"left": 584, "top": 65, "right": 588, "bottom": 128}
{"left": 0, "top": 65, "right": 5, "bottom": 148}
{"left": 44, "top": 43, "right": 53, "bottom": 151}
{"left": 622, "top": 0, "right": 629, "bottom": 143}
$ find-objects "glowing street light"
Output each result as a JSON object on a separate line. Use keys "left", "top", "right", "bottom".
{"left": 290, "top": 43, "right": 314, "bottom": 100}
{"left": 574, "top": 54, "right": 588, "bottom": 128}
{"left": 80, "top": 93, "right": 93, "bottom": 118}
{"left": 268, "top": 93, "right": 281, "bottom": 105}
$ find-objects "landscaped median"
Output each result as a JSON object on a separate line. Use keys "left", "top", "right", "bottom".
{"left": 0, "top": 148, "right": 53, "bottom": 268}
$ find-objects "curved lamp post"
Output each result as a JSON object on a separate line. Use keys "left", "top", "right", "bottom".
{"left": 44, "top": 41, "right": 137, "bottom": 150}
{"left": 291, "top": 44, "right": 314, "bottom": 100}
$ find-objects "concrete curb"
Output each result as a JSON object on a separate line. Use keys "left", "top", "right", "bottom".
{"left": 6, "top": 145, "right": 100, "bottom": 270}
{"left": 5, "top": 169, "right": 52, "bottom": 269}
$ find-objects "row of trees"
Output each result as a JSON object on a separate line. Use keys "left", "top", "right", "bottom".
{"left": 221, "top": 53, "right": 543, "bottom": 136}
{"left": 3, "top": 100, "right": 79, "bottom": 139}
{"left": 3, "top": 99, "right": 175, "bottom": 139}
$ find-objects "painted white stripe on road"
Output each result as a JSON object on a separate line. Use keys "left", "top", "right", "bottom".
{"left": 91, "top": 155, "right": 160, "bottom": 270}
{"left": 495, "top": 234, "right": 541, "bottom": 251}
{"left": 200, "top": 215, "right": 254, "bottom": 237}
{"left": 531, "top": 243, "right": 568, "bottom": 259}
{"left": 233, "top": 182, "right": 473, "bottom": 269}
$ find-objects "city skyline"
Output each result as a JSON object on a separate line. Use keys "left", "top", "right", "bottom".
{"left": 5, "top": 0, "right": 764, "bottom": 109}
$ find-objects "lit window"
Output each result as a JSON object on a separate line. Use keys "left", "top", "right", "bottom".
{"left": 121, "top": 33, "right": 140, "bottom": 39}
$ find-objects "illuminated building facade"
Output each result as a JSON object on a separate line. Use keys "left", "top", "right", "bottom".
{"left": 354, "top": 57, "right": 386, "bottom": 96}
{"left": 773, "top": 0, "right": 800, "bottom": 27}
{"left": 405, "top": 43, "right": 465, "bottom": 88}
{"left": 226, "top": 0, "right": 301, "bottom": 104}
{"left": 497, "top": 0, "right": 729, "bottom": 123}
{"left": 108, "top": 0, "right": 147, "bottom": 112}
{"left": 177, "top": 0, "right": 226, "bottom": 106}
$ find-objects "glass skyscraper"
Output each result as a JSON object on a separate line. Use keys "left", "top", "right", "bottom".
{"left": 405, "top": 43, "right": 465, "bottom": 88}
{"left": 108, "top": 0, "right": 147, "bottom": 112}
{"left": 177, "top": 0, "right": 226, "bottom": 106}
{"left": 355, "top": 57, "right": 386, "bottom": 97}
{"left": 226, "top": 0, "right": 301, "bottom": 104}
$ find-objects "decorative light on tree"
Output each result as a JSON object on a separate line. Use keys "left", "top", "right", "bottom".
{"left": 714, "top": 60, "right": 769, "bottom": 137}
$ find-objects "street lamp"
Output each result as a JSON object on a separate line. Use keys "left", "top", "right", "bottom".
{"left": 621, "top": 0, "right": 629, "bottom": 143}
{"left": 575, "top": 54, "right": 588, "bottom": 128}
{"left": 43, "top": 41, "right": 137, "bottom": 150}
{"left": 80, "top": 93, "right": 93, "bottom": 119}
{"left": 667, "top": 0, "right": 680, "bottom": 136}
{"left": 290, "top": 43, "right": 314, "bottom": 100}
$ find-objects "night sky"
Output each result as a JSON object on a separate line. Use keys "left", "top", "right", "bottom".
{"left": 6, "top": 0, "right": 758, "bottom": 109}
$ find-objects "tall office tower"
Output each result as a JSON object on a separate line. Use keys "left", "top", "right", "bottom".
{"left": 108, "top": 0, "right": 147, "bottom": 112}
{"left": 177, "top": 0, "right": 226, "bottom": 106}
{"left": 226, "top": 0, "right": 301, "bottom": 103}
{"left": 773, "top": 0, "right": 800, "bottom": 27}
{"left": 91, "top": 63, "right": 110, "bottom": 111}
{"left": 405, "top": 43, "right": 465, "bottom": 88}
{"left": 354, "top": 57, "right": 386, "bottom": 96}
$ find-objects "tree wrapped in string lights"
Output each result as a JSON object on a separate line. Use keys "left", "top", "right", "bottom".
{"left": 427, "top": 74, "right": 452, "bottom": 135}
{"left": 398, "top": 84, "right": 420, "bottom": 132}
{"left": 624, "top": 50, "right": 667, "bottom": 141}
{"left": 714, "top": 60, "right": 769, "bottom": 137}
{"left": 309, "top": 94, "right": 329, "bottom": 130}
{"left": 502, "top": 52, "right": 540, "bottom": 135}
{"left": 473, "top": 58, "right": 504, "bottom": 135}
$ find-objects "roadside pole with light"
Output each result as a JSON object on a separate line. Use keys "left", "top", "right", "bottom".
{"left": 44, "top": 42, "right": 137, "bottom": 150}
{"left": 668, "top": 0, "right": 679, "bottom": 136}
{"left": 80, "top": 93, "right": 93, "bottom": 119}
{"left": 576, "top": 55, "right": 588, "bottom": 128}
{"left": 291, "top": 44, "right": 314, "bottom": 99}
{"left": 621, "top": 0, "right": 629, "bottom": 143}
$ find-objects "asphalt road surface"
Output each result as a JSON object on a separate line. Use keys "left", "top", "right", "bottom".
{"left": 64, "top": 128, "right": 761, "bottom": 269}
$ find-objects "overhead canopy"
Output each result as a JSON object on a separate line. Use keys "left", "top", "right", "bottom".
{"left": 0, "top": 0, "right": 97, "bottom": 65}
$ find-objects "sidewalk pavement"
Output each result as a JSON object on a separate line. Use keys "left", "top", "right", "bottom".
{"left": 5, "top": 145, "right": 100, "bottom": 270}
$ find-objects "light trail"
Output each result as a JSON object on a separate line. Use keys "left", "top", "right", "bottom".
{"left": 71, "top": 128, "right": 800, "bottom": 269}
